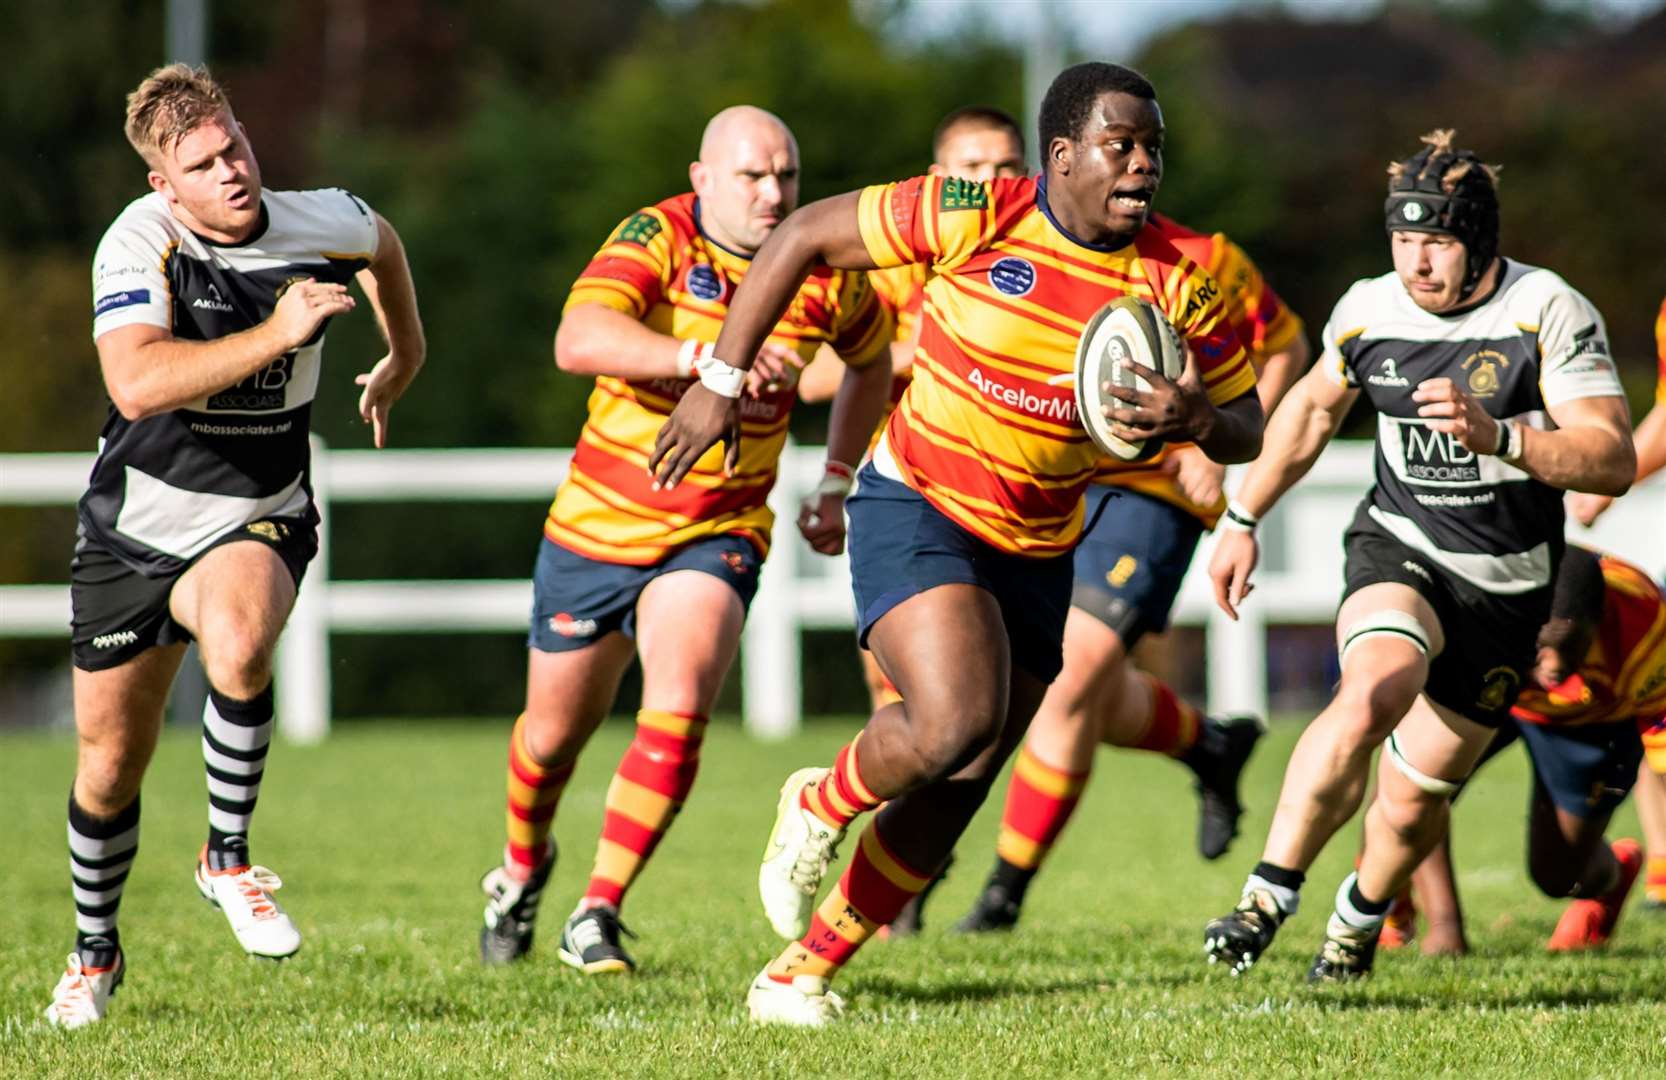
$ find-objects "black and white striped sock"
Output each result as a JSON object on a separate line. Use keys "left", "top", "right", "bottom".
{"left": 202, "top": 685, "right": 274, "bottom": 872}
{"left": 68, "top": 792, "right": 139, "bottom": 963}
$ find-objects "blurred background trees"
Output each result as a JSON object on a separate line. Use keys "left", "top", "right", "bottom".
{"left": 3, "top": 0, "right": 1662, "bottom": 721}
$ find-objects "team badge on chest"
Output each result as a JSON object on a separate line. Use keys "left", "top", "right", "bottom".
{"left": 685, "top": 263, "right": 726, "bottom": 302}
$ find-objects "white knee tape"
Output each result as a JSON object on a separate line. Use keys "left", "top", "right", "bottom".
{"left": 1385, "top": 731, "right": 1462, "bottom": 798}
{"left": 1339, "top": 609, "right": 1431, "bottom": 666}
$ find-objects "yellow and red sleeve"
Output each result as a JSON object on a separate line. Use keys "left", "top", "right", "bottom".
{"left": 826, "top": 268, "right": 893, "bottom": 369}
{"left": 562, "top": 206, "right": 675, "bottom": 319}
{"left": 856, "top": 175, "right": 1002, "bottom": 273}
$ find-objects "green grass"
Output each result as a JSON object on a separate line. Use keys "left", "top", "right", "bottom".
{"left": 2, "top": 717, "right": 1662, "bottom": 1077}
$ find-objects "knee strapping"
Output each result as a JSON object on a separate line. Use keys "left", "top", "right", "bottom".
{"left": 1340, "top": 609, "right": 1432, "bottom": 666}
{"left": 1385, "top": 731, "right": 1463, "bottom": 798}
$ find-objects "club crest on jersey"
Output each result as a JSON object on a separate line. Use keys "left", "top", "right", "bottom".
{"left": 1462, "top": 349, "right": 1509, "bottom": 398}
{"left": 686, "top": 263, "right": 726, "bottom": 302}
{"left": 989, "top": 256, "right": 1036, "bottom": 297}
{"left": 1475, "top": 665, "right": 1520, "bottom": 712}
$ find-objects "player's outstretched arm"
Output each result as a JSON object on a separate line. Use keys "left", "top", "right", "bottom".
{"left": 95, "top": 282, "right": 354, "bottom": 421}
{"left": 353, "top": 213, "right": 427, "bottom": 448}
{"left": 650, "top": 191, "right": 876, "bottom": 488}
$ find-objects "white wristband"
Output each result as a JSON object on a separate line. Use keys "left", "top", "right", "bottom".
{"left": 675, "top": 338, "right": 704, "bottom": 379}
{"left": 1220, "top": 500, "right": 1259, "bottom": 533}
{"left": 1494, "top": 418, "right": 1525, "bottom": 464}
{"left": 693, "top": 350, "right": 747, "bottom": 399}
{"left": 801, "top": 462, "right": 855, "bottom": 528}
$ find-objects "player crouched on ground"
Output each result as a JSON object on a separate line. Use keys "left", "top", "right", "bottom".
{"left": 1200, "top": 129, "right": 1633, "bottom": 983}
{"left": 46, "top": 64, "right": 425, "bottom": 1029}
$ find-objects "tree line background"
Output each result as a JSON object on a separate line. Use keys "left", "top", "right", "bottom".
{"left": 3, "top": 0, "right": 1663, "bottom": 723}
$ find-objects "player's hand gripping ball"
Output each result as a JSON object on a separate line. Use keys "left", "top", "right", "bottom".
{"left": 1073, "top": 296, "right": 1186, "bottom": 461}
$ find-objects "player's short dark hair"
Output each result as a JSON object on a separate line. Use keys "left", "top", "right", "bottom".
{"left": 932, "top": 106, "right": 1025, "bottom": 160}
{"left": 1037, "top": 63, "right": 1156, "bottom": 150}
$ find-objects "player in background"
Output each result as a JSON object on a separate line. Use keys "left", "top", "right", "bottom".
{"left": 1374, "top": 547, "right": 1662, "bottom": 956}
{"left": 954, "top": 214, "right": 1309, "bottom": 934}
{"left": 475, "top": 106, "right": 894, "bottom": 976}
{"left": 798, "top": 105, "right": 1027, "bottom": 716}
{"left": 1202, "top": 129, "right": 1634, "bottom": 981}
{"left": 1566, "top": 295, "right": 1666, "bottom": 910}
{"left": 652, "top": 63, "right": 1264, "bottom": 1024}
{"left": 46, "top": 64, "right": 426, "bottom": 1028}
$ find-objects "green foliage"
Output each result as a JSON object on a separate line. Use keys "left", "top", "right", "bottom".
{"left": 3, "top": 720, "right": 1662, "bottom": 1074}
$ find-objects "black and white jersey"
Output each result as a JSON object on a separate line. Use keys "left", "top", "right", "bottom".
{"left": 1319, "top": 260, "right": 1623, "bottom": 594}
{"left": 84, "top": 188, "right": 378, "bottom": 575}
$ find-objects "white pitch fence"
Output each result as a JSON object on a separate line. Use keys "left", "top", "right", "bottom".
{"left": 2, "top": 443, "right": 1660, "bottom": 743}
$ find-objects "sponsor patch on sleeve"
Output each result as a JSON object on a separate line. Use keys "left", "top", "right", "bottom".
{"left": 614, "top": 212, "right": 663, "bottom": 247}
{"left": 937, "top": 177, "right": 989, "bottom": 212}
{"left": 94, "top": 289, "right": 151, "bottom": 316}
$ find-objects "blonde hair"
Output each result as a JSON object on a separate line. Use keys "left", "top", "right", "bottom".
{"left": 124, "top": 63, "right": 233, "bottom": 167}
{"left": 1386, "top": 129, "right": 1501, "bottom": 192}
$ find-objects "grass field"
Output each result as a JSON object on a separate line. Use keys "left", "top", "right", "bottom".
{"left": 3, "top": 717, "right": 1663, "bottom": 1077}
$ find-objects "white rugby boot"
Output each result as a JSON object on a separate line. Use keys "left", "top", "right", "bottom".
{"left": 758, "top": 767, "right": 846, "bottom": 940}
{"left": 747, "top": 967, "right": 845, "bottom": 1027}
{"left": 195, "top": 848, "right": 302, "bottom": 958}
{"left": 44, "top": 950, "right": 124, "bottom": 1029}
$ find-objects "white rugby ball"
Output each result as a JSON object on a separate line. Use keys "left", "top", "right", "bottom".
{"left": 1073, "top": 295, "right": 1186, "bottom": 462}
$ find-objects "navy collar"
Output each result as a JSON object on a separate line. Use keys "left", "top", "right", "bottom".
{"left": 692, "top": 198, "right": 755, "bottom": 261}
{"left": 1034, "top": 177, "right": 1137, "bottom": 254}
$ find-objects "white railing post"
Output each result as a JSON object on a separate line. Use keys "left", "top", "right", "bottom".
{"left": 276, "top": 436, "right": 331, "bottom": 744}
{"left": 1206, "top": 602, "right": 1267, "bottom": 719}
{"left": 741, "top": 440, "right": 803, "bottom": 740}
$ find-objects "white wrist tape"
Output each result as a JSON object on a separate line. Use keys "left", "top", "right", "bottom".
{"left": 1219, "top": 500, "right": 1259, "bottom": 533}
{"left": 801, "top": 462, "right": 855, "bottom": 527}
{"left": 693, "top": 350, "right": 747, "bottom": 399}
{"left": 675, "top": 338, "right": 704, "bottom": 379}
{"left": 1495, "top": 418, "right": 1526, "bottom": 465}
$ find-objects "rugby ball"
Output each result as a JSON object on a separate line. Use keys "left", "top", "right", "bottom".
{"left": 1073, "top": 296, "right": 1186, "bottom": 462}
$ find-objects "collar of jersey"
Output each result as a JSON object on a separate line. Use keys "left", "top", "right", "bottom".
{"left": 1034, "top": 178, "right": 1137, "bottom": 255}
{"left": 1404, "top": 258, "right": 1511, "bottom": 321}
{"left": 194, "top": 198, "right": 271, "bottom": 249}
{"left": 692, "top": 198, "right": 755, "bottom": 264}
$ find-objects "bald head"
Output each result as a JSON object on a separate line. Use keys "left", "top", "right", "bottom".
{"left": 690, "top": 105, "right": 800, "bottom": 253}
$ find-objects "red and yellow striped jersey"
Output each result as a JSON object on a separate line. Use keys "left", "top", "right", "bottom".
{"left": 1094, "top": 214, "right": 1304, "bottom": 527}
{"left": 856, "top": 174, "right": 1255, "bottom": 555}
{"left": 866, "top": 263, "right": 928, "bottom": 448}
{"left": 1513, "top": 555, "right": 1666, "bottom": 759}
{"left": 1654, "top": 295, "right": 1665, "bottom": 405}
{"left": 548, "top": 193, "right": 892, "bottom": 564}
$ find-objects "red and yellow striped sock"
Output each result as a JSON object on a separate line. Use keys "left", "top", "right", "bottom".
{"left": 505, "top": 714, "right": 574, "bottom": 878}
{"left": 995, "top": 743, "right": 1090, "bottom": 871}
{"left": 766, "top": 820, "right": 932, "bottom": 983}
{"left": 583, "top": 709, "right": 707, "bottom": 908}
{"left": 800, "top": 733, "right": 883, "bottom": 830}
{"left": 1646, "top": 855, "right": 1666, "bottom": 905}
{"left": 1132, "top": 673, "right": 1202, "bottom": 757}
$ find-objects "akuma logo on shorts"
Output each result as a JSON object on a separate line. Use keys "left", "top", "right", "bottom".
{"left": 549, "top": 612, "right": 599, "bottom": 639}
{"left": 91, "top": 629, "right": 139, "bottom": 650}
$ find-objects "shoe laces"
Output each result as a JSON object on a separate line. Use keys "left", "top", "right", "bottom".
{"left": 571, "top": 907, "right": 634, "bottom": 952}
{"left": 228, "top": 866, "right": 284, "bottom": 920}
{"left": 787, "top": 821, "right": 840, "bottom": 894}
{"left": 49, "top": 954, "right": 101, "bottom": 1022}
